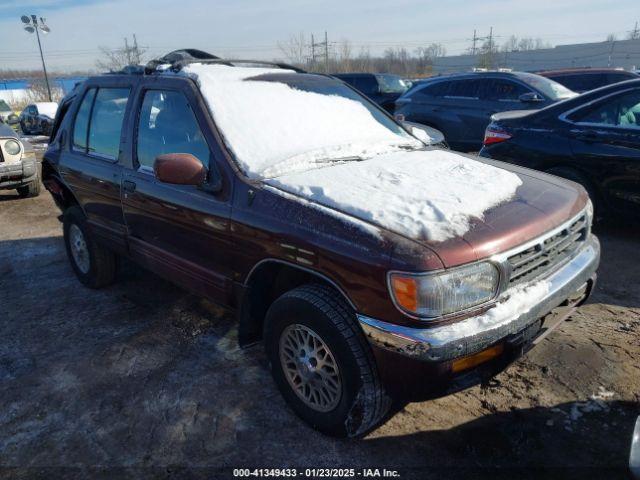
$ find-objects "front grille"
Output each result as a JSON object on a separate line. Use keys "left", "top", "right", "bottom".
{"left": 507, "top": 214, "right": 588, "bottom": 286}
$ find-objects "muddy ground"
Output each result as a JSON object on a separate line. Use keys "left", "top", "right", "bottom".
{"left": 1, "top": 146, "right": 639, "bottom": 479}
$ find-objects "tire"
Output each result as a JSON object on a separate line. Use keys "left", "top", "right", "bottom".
{"left": 63, "top": 206, "right": 117, "bottom": 288}
{"left": 20, "top": 121, "right": 30, "bottom": 135}
{"left": 264, "top": 284, "right": 390, "bottom": 437}
{"left": 546, "top": 166, "right": 599, "bottom": 217}
{"left": 16, "top": 181, "right": 40, "bottom": 198}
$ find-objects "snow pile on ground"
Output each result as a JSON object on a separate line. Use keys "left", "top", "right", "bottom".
{"left": 428, "top": 279, "right": 550, "bottom": 344}
{"left": 551, "top": 387, "right": 617, "bottom": 431}
{"left": 268, "top": 149, "right": 522, "bottom": 242}
{"left": 184, "top": 63, "right": 420, "bottom": 178}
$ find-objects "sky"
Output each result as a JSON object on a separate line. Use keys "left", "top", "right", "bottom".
{"left": 0, "top": 0, "right": 638, "bottom": 73}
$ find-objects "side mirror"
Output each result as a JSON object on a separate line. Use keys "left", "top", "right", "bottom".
{"left": 154, "top": 153, "right": 207, "bottom": 186}
{"left": 519, "top": 92, "right": 544, "bottom": 103}
{"left": 401, "top": 121, "right": 446, "bottom": 146}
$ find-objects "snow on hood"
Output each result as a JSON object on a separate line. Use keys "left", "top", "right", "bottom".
{"left": 35, "top": 102, "right": 58, "bottom": 119}
{"left": 267, "top": 149, "right": 523, "bottom": 243}
{"left": 183, "top": 64, "right": 421, "bottom": 179}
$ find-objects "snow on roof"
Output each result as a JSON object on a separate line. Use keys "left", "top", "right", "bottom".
{"left": 184, "top": 63, "right": 420, "bottom": 178}
{"left": 267, "top": 149, "right": 523, "bottom": 243}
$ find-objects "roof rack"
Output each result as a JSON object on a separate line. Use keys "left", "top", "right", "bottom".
{"left": 144, "top": 49, "right": 306, "bottom": 74}
{"left": 170, "top": 58, "right": 306, "bottom": 73}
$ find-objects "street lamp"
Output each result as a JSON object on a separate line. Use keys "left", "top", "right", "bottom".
{"left": 21, "top": 15, "right": 52, "bottom": 102}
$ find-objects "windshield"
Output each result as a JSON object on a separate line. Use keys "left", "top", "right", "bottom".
{"left": 516, "top": 72, "right": 577, "bottom": 101}
{"left": 185, "top": 64, "right": 421, "bottom": 179}
{"left": 0, "top": 100, "right": 11, "bottom": 112}
{"left": 376, "top": 74, "right": 409, "bottom": 94}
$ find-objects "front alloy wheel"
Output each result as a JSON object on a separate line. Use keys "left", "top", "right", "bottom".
{"left": 279, "top": 324, "right": 342, "bottom": 412}
{"left": 264, "top": 284, "right": 390, "bottom": 437}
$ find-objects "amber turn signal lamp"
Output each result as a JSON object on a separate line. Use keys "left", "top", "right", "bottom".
{"left": 451, "top": 343, "right": 504, "bottom": 373}
{"left": 390, "top": 276, "right": 418, "bottom": 312}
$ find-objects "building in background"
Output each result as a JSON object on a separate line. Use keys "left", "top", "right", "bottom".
{"left": 432, "top": 38, "right": 640, "bottom": 74}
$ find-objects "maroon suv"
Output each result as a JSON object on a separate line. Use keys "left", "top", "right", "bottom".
{"left": 43, "top": 53, "right": 600, "bottom": 437}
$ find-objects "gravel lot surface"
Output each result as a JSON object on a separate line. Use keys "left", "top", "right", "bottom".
{"left": 1, "top": 147, "right": 639, "bottom": 479}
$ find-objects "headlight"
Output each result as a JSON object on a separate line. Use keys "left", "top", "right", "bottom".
{"left": 389, "top": 262, "right": 500, "bottom": 318}
{"left": 4, "top": 139, "right": 21, "bottom": 155}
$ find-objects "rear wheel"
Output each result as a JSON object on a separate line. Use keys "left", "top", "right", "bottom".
{"left": 63, "top": 206, "right": 117, "bottom": 288}
{"left": 264, "top": 284, "right": 390, "bottom": 437}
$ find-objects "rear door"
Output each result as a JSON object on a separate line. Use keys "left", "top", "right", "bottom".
{"left": 443, "top": 78, "right": 489, "bottom": 150}
{"left": 58, "top": 78, "right": 135, "bottom": 252}
{"left": 120, "top": 76, "right": 234, "bottom": 303}
{"left": 565, "top": 87, "right": 640, "bottom": 213}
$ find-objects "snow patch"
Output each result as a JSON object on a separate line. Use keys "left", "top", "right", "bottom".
{"left": 428, "top": 279, "right": 551, "bottom": 344}
{"left": 183, "top": 63, "right": 420, "bottom": 178}
{"left": 268, "top": 149, "right": 522, "bottom": 242}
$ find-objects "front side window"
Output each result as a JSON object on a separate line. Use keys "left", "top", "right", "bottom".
{"left": 73, "top": 88, "right": 96, "bottom": 151}
{"left": 136, "top": 90, "right": 210, "bottom": 170}
{"left": 516, "top": 72, "right": 577, "bottom": 100}
{"left": 571, "top": 89, "right": 640, "bottom": 128}
{"left": 485, "top": 79, "right": 528, "bottom": 101}
{"left": 88, "top": 88, "right": 130, "bottom": 158}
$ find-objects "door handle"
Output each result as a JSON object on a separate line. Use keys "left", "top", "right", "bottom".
{"left": 123, "top": 180, "right": 137, "bottom": 194}
{"left": 571, "top": 129, "right": 599, "bottom": 142}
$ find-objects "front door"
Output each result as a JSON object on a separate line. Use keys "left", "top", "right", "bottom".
{"left": 120, "top": 79, "right": 234, "bottom": 303}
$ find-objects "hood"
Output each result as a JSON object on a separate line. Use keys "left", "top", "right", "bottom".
{"left": 266, "top": 149, "right": 587, "bottom": 268}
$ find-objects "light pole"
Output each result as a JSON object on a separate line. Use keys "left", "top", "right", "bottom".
{"left": 21, "top": 15, "right": 52, "bottom": 102}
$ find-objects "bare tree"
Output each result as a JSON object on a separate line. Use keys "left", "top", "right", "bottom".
{"left": 21, "top": 75, "right": 63, "bottom": 108}
{"left": 96, "top": 36, "right": 146, "bottom": 72}
{"left": 502, "top": 35, "right": 519, "bottom": 52}
{"left": 606, "top": 33, "right": 618, "bottom": 42}
{"left": 277, "top": 32, "right": 308, "bottom": 66}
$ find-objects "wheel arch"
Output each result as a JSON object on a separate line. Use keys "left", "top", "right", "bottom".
{"left": 238, "top": 259, "right": 357, "bottom": 347}
{"left": 41, "top": 159, "right": 81, "bottom": 213}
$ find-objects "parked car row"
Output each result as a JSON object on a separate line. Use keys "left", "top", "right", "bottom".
{"left": 480, "top": 78, "right": 640, "bottom": 217}
{"left": 41, "top": 50, "right": 599, "bottom": 437}
{"left": 394, "top": 71, "right": 577, "bottom": 151}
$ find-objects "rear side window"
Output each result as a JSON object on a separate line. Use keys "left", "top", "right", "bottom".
{"left": 412, "top": 81, "right": 449, "bottom": 98}
{"left": 354, "top": 76, "right": 378, "bottom": 95}
{"left": 73, "top": 89, "right": 96, "bottom": 150}
{"left": 485, "top": 79, "right": 529, "bottom": 101}
{"left": 88, "top": 88, "right": 130, "bottom": 158}
{"left": 72, "top": 87, "right": 130, "bottom": 159}
{"left": 570, "top": 89, "right": 640, "bottom": 127}
{"left": 446, "top": 79, "right": 481, "bottom": 98}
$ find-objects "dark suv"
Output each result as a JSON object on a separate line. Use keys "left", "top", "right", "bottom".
{"left": 43, "top": 52, "right": 599, "bottom": 437}
{"left": 331, "top": 73, "right": 409, "bottom": 112}
{"left": 537, "top": 68, "right": 639, "bottom": 94}
{"left": 395, "top": 71, "right": 576, "bottom": 151}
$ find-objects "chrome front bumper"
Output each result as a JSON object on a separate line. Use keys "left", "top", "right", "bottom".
{"left": 358, "top": 234, "right": 600, "bottom": 363}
